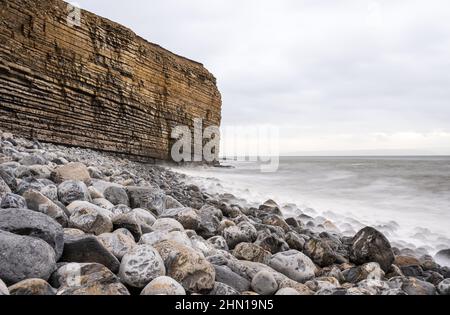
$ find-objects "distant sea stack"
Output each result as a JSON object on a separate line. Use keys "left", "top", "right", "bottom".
{"left": 0, "top": 0, "right": 222, "bottom": 162}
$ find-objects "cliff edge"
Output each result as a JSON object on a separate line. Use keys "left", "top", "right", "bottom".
{"left": 0, "top": 0, "right": 222, "bottom": 161}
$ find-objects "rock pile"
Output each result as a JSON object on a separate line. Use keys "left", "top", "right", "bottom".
{"left": 0, "top": 131, "right": 449, "bottom": 295}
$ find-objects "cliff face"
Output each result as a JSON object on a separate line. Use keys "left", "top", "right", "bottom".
{"left": 0, "top": 0, "right": 221, "bottom": 161}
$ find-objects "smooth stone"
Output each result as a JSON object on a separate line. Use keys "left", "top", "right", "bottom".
{"left": 0, "top": 168, "right": 16, "bottom": 193}
{"left": 233, "top": 243, "right": 271, "bottom": 264}
{"left": 104, "top": 185, "right": 130, "bottom": 207}
{"left": 262, "top": 214, "right": 290, "bottom": 233}
{"left": 350, "top": 227, "right": 395, "bottom": 272}
{"left": 110, "top": 204, "right": 132, "bottom": 217}
{"left": 92, "top": 198, "right": 114, "bottom": 210}
{"left": 40, "top": 184, "right": 58, "bottom": 201}
{"left": 22, "top": 189, "right": 68, "bottom": 226}
{"left": 0, "top": 230, "right": 56, "bottom": 285}
{"left": 0, "top": 176, "right": 12, "bottom": 199}
{"left": 141, "top": 276, "right": 186, "bottom": 295}
{"left": 0, "top": 193, "right": 26, "bottom": 209}
{"left": 197, "top": 206, "right": 221, "bottom": 238}
{"left": 54, "top": 263, "right": 130, "bottom": 295}
{"left": 60, "top": 235, "right": 120, "bottom": 273}
{"left": 152, "top": 218, "right": 184, "bottom": 232}
{"left": 154, "top": 240, "right": 215, "bottom": 293}
{"left": 285, "top": 231, "right": 306, "bottom": 251}
{"left": 164, "top": 195, "right": 184, "bottom": 209}
{"left": 207, "top": 236, "right": 229, "bottom": 251}
{"left": 19, "top": 154, "right": 47, "bottom": 166}
{"left": 63, "top": 228, "right": 85, "bottom": 237}
{"left": 119, "top": 245, "right": 166, "bottom": 288}
{"left": 88, "top": 186, "right": 103, "bottom": 199}
{"left": 389, "top": 276, "right": 437, "bottom": 295}
{"left": 268, "top": 250, "right": 316, "bottom": 283}
{"left": 126, "top": 186, "right": 166, "bottom": 214}
{"left": 98, "top": 231, "right": 136, "bottom": 260}
{"left": 160, "top": 207, "right": 201, "bottom": 230}
{"left": 140, "top": 230, "right": 192, "bottom": 248}
{"left": 214, "top": 265, "right": 251, "bottom": 293}
{"left": 52, "top": 162, "right": 91, "bottom": 185}
{"left": 254, "top": 230, "right": 290, "bottom": 254}
{"left": 435, "top": 249, "right": 450, "bottom": 267}
{"left": 251, "top": 271, "right": 278, "bottom": 295}
{"left": 131, "top": 208, "right": 157, "bottom": 226}
{"left": 343, "top": 262, "right": 385, "bottom": 283}
{"left": 68, "top": 202, "right": 113, "bottom": 235}
{"left": 222, "top": 225, "right": 255, "bottom": 249}
{"left": 276, "top": 287, "right": 300, "bottom": 295}
{"left": 58, "top": 180, "right": 91, "bottom": 205}
{"left": 8, "top": 279, "right": 55, "bottom": 295}
{"left": 0, "top": 208, "right": 64, "bottom": 260}
{"left": 303, "top": 238, "right": 337, "bottom": 267}
{"left": 112, "top": 212, "right": 146, "bottom": 241}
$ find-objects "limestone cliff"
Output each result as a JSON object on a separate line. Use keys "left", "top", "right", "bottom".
{"left": 0, "top": 0, "right": 221, "bottom": 161}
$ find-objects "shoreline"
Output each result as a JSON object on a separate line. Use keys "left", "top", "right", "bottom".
{"left": 0, "top": 130, "right": 449, "bottom": 295}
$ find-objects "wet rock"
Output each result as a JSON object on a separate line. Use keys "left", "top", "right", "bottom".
{"left": 350, "top": 227, "right": 394, "bottom": 272}
{"left": 68, "top": 202, "right": 113, "bottom": 235}
{"left": 64, "top": 228, "right": 85, "bottom": 238}
{"left": 304, "top": 238, "right": 337, "bottom": 267}
{"left": 400, "top": 265, "right": 424, "bottom": 278}
{"left": 435, "top": 249, "right": 450, "bottom": 267}
{"left": 285, "top": 231, "right": 305, "bottom": 251}
{"left": 233, "top": 243, "right": 271, "bottom": 264}
{"left": 60, "top": 235, "right": 120, "bottom": 273}
{"left": 154, "top": 240, "right": 215, "bottom": 293}
{"left": 55, "top": 263, "right": 129, "bottom": 295}
{"left": 255, "top": 230, "right": 290, "bottom": 254}
{"left": 8, "top": 279, "right": 55, "bottom": 295}
{"left": 0, "top": 230, "right": 56, "bottom": 285}
{"left": 126, "top": 186, "right": 166, "bottom": 214}
{"left": 389, "top": 277, "right": 437, "bottom": 295}
{"left": 119, "top": 245, "right": 166, "bottom": 288}
{"left": 141, "top": 276, "right": 186, "bottom": 295}
{"left": 394, "top": 255, "right": 421, "bottom": 267}
{"left": 437, "top": 279, "right": 450, "bottom": 295}
{"left": 52, "top": 162, "right": 91, "bottom": 185}
{"left": 197, "top": 206, "right": 221, "bottom": 238}
{"left": 112, "top": 211, "right": 150, "bottom": 241}
{"left": 22, "top": 189, "right": 68, "bottom": 226}
{"left": 98, "top": 230, "right": 136, "bottom": 260}
{"left": 251, "top": 271, "right": 278, "bottom": 295}
{"left": 268, "top": 250, "right": 316, "bottom": 283}
{"left": 58, "top": 180, "right": 91, "bottom": 205}
{"left": 343, "top": 262, "right": 385, "bottom": 283}
{"left": 160, "top": 207, "right": 201, "bottom": 230}
{"left": 164, "top": 195, "right": 184, "bottom": 210}
{"left": 262, "top": 214, "right": 290, "bottom": 233}
{"left": 103, "top": 186, "right": 130, "bottom": 207}
{"left": 214, "top": 265, "right": 251, "bottom": 293}
{"left": 0, "top": 208, "right": 64, "bottom": 259}
{"left": 0, "top": 193, "right": 26, "bottom": 209}
{"left": 259, "top": 200, "right": 283, "bottom": 216}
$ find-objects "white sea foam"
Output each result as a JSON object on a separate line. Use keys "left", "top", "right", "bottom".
{"left": 171, "top": 156, "right": 450, "bottom": 256}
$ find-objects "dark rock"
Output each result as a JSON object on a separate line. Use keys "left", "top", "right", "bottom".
{"left": 0, "top": 208, "right": 64, "bottom": 260}
{"left": 255, "top": 230, "right": 289, "bottom": 254}
{"left": 400, "top": 265, "right": 424, "bottom": 277}
{"left": 60, "top": 235, "right": 120, "bottom": 273}
{"left": 0, "top": 193, "right": 26, "bottom": 209}
{"left": 0, "top": 168, "right": 17, "bottom": 193}
{"left": 58, "top": 180, "right": 91, "bottom": 205}
{"left": 437, "top": 279, "right": 450, "bottom": 295}
{"left": 304, "top": 238, "right": 337, "bottom": 267}
{"left": 214, "top": 265, "right": 251, "bottom": 293}
{"left": 0, "top": 176, "right": 11, "bottom": 199}
{"left": 103, "top": 186, "right": 130, "bottom": 206}
{"left": 112, "top": 212, "right": 145, "bottom": 241}
{"left": 350, "top": 227, "right": 394, "bottom": 272}
{"left": 126, "top": 186, "right": 166, "bottom": 215}
{"left": 197, "top": 206, "right": 221, "bottom": 238}
{"left": 0, "top": 230, "right": 56, "bottom": 285}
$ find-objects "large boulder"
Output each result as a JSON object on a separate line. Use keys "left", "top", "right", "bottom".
{"left": 0, "top": 230, "right": 56, "bottom": 285}
{"left": 214, "top": 265, "right": 251, "bottom": 293}
{"left": 58, "top": 180, "right": 91, "bottom": 205}
{"left": 152, "top": 218, "right": 184, "bottom": 233}
{"left": 343, "top": 262, "right": 385, "bottom": 283}
{"left": 251, "top": 270, "right": 278, "bottom": 295}
{"left": 22, "top": 189, "right": 68, "bottom": 226}
{"left": 52, "top": 162, "right": 91, "bottom": 185}
{"left": 350, "top": 227, "right": 394, "bottom": 272}
{"left": 435, "top": 249, "right": 450, "bottom": 267}
{"left": 60, "top": 235, "right": 120, "bottom": 273}
{"left": 98, "top": 230, "right": 136, "bottom": 260}
{"left": 389, "top": 277, "right": 437, "bottom": 295}
{"left": 8, "top": 279, "right": 56, "bottom": 295}
{"left": 233, "top": 243, "right": 271, "bottom": 264}
{"left": 154, "top": 240, "right": 215, "bottom": 293}
{"left": 437, "top": 279, "right": 450, "bottom": 295}
{"left": 140, "top": 230, "right": 192, "bottom": 248}
{"left": 268, "top": 250, "right": 316, "bottom": 283}
{"left": 0, "top": 208, "right": 64, "bottom": 260}
{"left": 160, "top": 207, "right": 201, "bottom": 230}
{"left": 54, "top": 263, "right": 130, "bottom": 295}
{"left": 119, "top": 245, "right": 166, "bottom": 288}
{"left": 141, "top": 276, "right": 186, "bottom": 295}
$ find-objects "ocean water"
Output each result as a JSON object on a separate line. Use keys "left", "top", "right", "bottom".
{"left": 172, "top": 156, "right": 450, "bottom": 255}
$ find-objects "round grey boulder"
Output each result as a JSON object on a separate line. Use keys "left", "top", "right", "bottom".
{"left": 0, "top": 193, "right": 27, "bottom": 209}
{"left": 437, "top": 279, "right": 450, "bottom": 295}
{"left": 58, "top": 180, "right": 91, "bottom": 205}
{"left": 104, "top": 186, "right": 130, "bottom": 207}
{"left": 251, "top": 271, "right": 278, "bottom": 295}
{"left": 268, "top": 250, "right": 316, "bottom": 283}
{"left": 119, "top": 245, "right": 166, "bottom": 288}
{"left": 141, "top": 276, "right": 186, "bottom": 295}
{"left": 0, "top": 230, "right": 56, "bottom": 285}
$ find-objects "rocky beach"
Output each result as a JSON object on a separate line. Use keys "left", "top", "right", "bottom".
{"left": 0, "top": 130, "right": 449, "bottom": 296}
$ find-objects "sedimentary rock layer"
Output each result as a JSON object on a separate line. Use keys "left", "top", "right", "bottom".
{"left": 0, "top": 0, "right": 221, "bottom": 161}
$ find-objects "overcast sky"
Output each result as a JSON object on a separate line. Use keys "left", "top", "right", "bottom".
{"left": 75, "top": 0, "right": 450, "bottom": 155}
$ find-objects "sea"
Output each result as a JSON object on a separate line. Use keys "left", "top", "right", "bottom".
{"left": 172, "top": 156, "right": 450, "bottom": 256}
